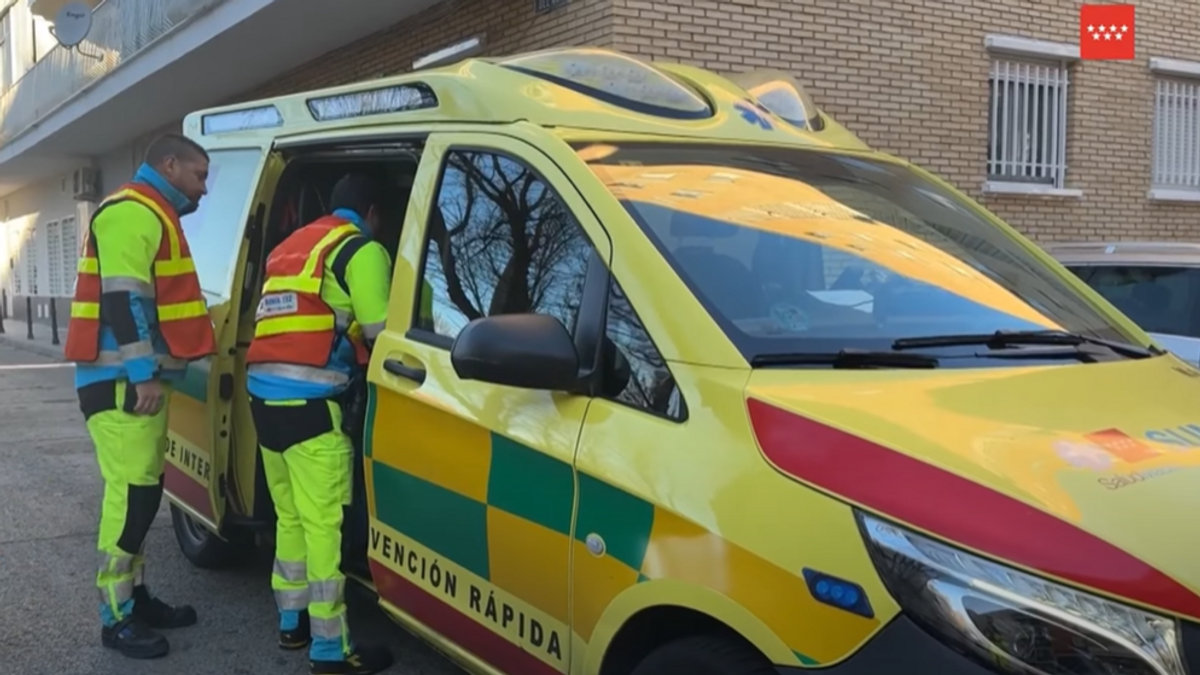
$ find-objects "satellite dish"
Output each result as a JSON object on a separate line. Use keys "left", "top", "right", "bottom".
{"left": 53, "top": 2, "right": 94, "bottom": 49}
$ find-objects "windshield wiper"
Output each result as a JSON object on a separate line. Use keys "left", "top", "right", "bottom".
{"left": 751, "top": 349, "right": 939, "bottom": 369}
{"left": 890, "top": 330, "right": 1161, "bottom": 359}
{"left": 964, "top": 344, "right": 1123, "bottom": 363}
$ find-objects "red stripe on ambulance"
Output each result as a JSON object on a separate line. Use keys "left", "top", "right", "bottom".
{"left": 369, "top": 559, "right": 561, "bottom": 675}
{"left": 747, "top": 398, "right": 1200, "bottom": 618}
{"left": 164, "top": 461, "right": 213, "bottom": 522}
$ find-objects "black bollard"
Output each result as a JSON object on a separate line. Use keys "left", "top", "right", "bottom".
{"left": 0, "top": 291, "right": 5, "bottom": 335}
{"left": 25, "top": 296, "right": 33, "bottom": 340}
{"left": 49, "top": 297, "right": 59, "bottom": 346}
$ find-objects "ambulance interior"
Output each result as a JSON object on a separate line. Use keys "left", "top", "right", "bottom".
{"left": 235, "top": 140, "right": 425, "bottom": 578}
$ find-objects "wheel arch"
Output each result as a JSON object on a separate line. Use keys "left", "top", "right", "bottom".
{"left": 584, "top": 578, "right": 800, "bottom": 675}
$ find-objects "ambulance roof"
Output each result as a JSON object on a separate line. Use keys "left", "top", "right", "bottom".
{"left": 183, "top": 47, "right": 869, "bottom": 152}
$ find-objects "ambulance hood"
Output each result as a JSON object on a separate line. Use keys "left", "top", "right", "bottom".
{"left": 746, "top": 354, "right": 1200, "bottom": 618}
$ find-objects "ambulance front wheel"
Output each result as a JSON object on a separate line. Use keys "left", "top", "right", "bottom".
{"left": 629, "top": 634, "right": 775, "bottom": 675}
{"left": 170, "top": 504, "right": 252, "bottom": 569}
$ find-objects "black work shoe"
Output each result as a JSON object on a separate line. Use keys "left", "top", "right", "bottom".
{"left": 132, "top": 586, "right": 198, "bottom": 629}
{"left": 310, "top": 644, "right": 394, "bottom": 675}
{"left": 280, "top": 610, "right": 311, "bottom": 650}
{"left": 101, "top": 616, "right": 170, "bottom": 659}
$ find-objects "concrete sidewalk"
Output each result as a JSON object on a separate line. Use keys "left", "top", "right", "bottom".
{"left": 0, "top": 314, "right": 66, "bottom": 360}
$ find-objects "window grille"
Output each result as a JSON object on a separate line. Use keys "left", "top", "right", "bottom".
{"left": 46, "top": 220, "right": 61, "bottom": 297}
{"left": 24, "top": 227, "right": 37, "bottom": 295}
{"left": 8, "top": 225, "right": 20, "bottom": 295}
{"left": 987, "top": 58, "right": 1071, "bottom": 188}
{"left": 1152, "top": 78, "right": 1200, "bottom": 190}
{"left": 60, "top": 216, "right": 77, "bottom": 295}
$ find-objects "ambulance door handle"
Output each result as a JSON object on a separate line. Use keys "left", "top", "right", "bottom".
{"left": 218, "top": 373, "right": 234, "bottom": 401}
{"left": 383, "top": 358, "right": 426, "bottom": 385}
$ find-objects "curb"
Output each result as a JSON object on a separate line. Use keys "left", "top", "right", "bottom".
{"left": 0, "top": 331, "right": 65, "bottom": 361}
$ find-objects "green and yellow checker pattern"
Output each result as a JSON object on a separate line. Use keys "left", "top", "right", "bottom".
{"left": 364, "top": 387, "right": 879, "bottom": 670}
{"left": 365, "top": 388, "right": 575, "bottom": 669}
{"left": 568, "top": 474, "right": 880, "bottom": 666}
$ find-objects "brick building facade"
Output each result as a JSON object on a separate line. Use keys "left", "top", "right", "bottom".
{"left": 244, "top": 0, "right": 1200, "bottom": 243}
{"left": 4, "top": 0, "right": 1198, "bottom": 324}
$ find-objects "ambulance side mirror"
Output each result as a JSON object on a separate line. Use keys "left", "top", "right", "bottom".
{"left": 450, "top": 314, "right": 581, "bottom": 391}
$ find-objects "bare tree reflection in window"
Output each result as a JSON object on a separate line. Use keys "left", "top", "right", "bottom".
{"left": 420, "top": 151, "right": 590, "bottom": 337}
{"left": 604, "top": 279, "right": 685, "bottom": 420}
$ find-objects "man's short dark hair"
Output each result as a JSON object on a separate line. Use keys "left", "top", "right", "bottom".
{"left": 144, "top": 133, "right": 209, "bottom": 167}
{"left": 330, "top": 174, "right": 382, "bottom": 217}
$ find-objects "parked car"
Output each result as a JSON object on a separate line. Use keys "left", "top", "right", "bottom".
{"left": 1046, "top": 241, "right": 1200, "bottom": 365}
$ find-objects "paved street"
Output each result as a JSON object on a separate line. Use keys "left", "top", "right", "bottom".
{"left": 0, "top": 340, "right": 461, "bottom": 675}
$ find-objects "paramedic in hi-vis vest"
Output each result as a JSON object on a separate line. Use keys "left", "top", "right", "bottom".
{"left": 245, "top": 173, "right": 394, "bottom": 675}
{"left": 64, "top": 133, "right": 216, "bottom": 660}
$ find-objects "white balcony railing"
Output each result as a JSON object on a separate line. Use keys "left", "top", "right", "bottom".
{"left": 0, "top": 0, "right": 226, "bottom": 150}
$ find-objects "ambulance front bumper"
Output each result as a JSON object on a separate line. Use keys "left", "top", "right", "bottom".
{"left": 779, "top": 614, "right": 1200, "bottom": 675}
{"left": 774, "top": 615, "right": 1007, "bottom": 675}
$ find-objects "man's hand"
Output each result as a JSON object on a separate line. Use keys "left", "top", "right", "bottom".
{"left": 134, "top": 379, "right": 165, "bottom": 416}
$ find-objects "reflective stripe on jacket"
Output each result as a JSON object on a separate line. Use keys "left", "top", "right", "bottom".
{"left": 245, "top": 215, "right": 370, "bottom": 386}
{"left": 64, "top": 182, "right": 217, "bottom": 364}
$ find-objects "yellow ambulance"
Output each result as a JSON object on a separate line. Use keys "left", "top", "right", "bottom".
{"left": 162, "top": 46, "right": 1200, "bottom": 675}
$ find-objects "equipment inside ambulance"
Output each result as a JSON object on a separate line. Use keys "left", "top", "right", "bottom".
{"left": 159, "top": 47, "right": 1200, "bottom": 675}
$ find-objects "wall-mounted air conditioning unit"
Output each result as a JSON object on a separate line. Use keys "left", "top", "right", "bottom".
{"left": 72, "top": 166, "right": 99, "bottom": 202}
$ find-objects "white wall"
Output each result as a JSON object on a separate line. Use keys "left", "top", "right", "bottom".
{"left": 97, "top": 139, "right": 142, "bottom": 196}
{"left": 97, "top": 120, "right": 182, "bottom": 194}
{"left": 0, "top": 106, "right": 189, "bottom": 314}
{"left": 0, "top": 118, "right": 186, "bottom": 309}
{"left": 2, "top": 171, "right": 83, "bottom": 301}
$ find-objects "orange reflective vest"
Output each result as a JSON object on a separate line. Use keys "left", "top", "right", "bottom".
{"left": 64, "top": 182, "right": 217, "bottom": 364}
{"left": 245, "top": 215, "right": 370, "bottom": 371}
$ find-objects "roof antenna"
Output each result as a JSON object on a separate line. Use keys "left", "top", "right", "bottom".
{"left": 51, "top": 2, "right": 103, "bottom": 61}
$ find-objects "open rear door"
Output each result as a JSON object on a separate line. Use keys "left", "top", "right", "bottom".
{"left": 163, "top": 124, "right": 284, "bottom": 536}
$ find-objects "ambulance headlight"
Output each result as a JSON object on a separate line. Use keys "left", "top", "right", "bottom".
{"left": 857, "top": 513, "right": 1185, "bottom": 675}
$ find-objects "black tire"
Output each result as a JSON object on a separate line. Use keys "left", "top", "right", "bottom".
{"left": 170, "top": 504, "right": 253, "bottom": 569}
{"left": 629, "top": 634, "right": 776, "bottom": 675}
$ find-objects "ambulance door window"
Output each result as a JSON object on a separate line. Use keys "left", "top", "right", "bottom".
{"left": 602, "top": 277, "right": 686, "bottom": 420}
{"left": 180, "top": 147, "right": 267, "bottom": 303}
{"left": 413, "top": 149, "right": 595, "bottom": 340}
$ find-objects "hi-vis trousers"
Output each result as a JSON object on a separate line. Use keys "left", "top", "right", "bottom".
{"left": 250, "top": 395, "right": 353, "bottom": 662}
{"left": 79, "top": 379, "right": 171, "bottom": 626}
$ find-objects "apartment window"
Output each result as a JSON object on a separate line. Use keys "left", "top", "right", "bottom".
{"left": 987, "top": 57, "right": 1070, "bottom": 189}
{"left": 24, "top": 227, "right": 37, "bottom": 296}
{"left": 1144, "top": 58, "right": 1200, "bottom": 201}
{"left": 46, "top": 220, "right": 65, "bottom": 297}
{"left": 60, "top": 216, "right": 77, "bottom": 294}
{"left": 8, "top": 226, "right": 20, "bottom": 296}
{"left": 1150, "top": 77, "right": 1200, "bottom": 194}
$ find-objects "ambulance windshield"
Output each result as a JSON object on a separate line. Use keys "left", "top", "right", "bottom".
{"left": 576, "top": 142, "right": 1147, "bottom": 366}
